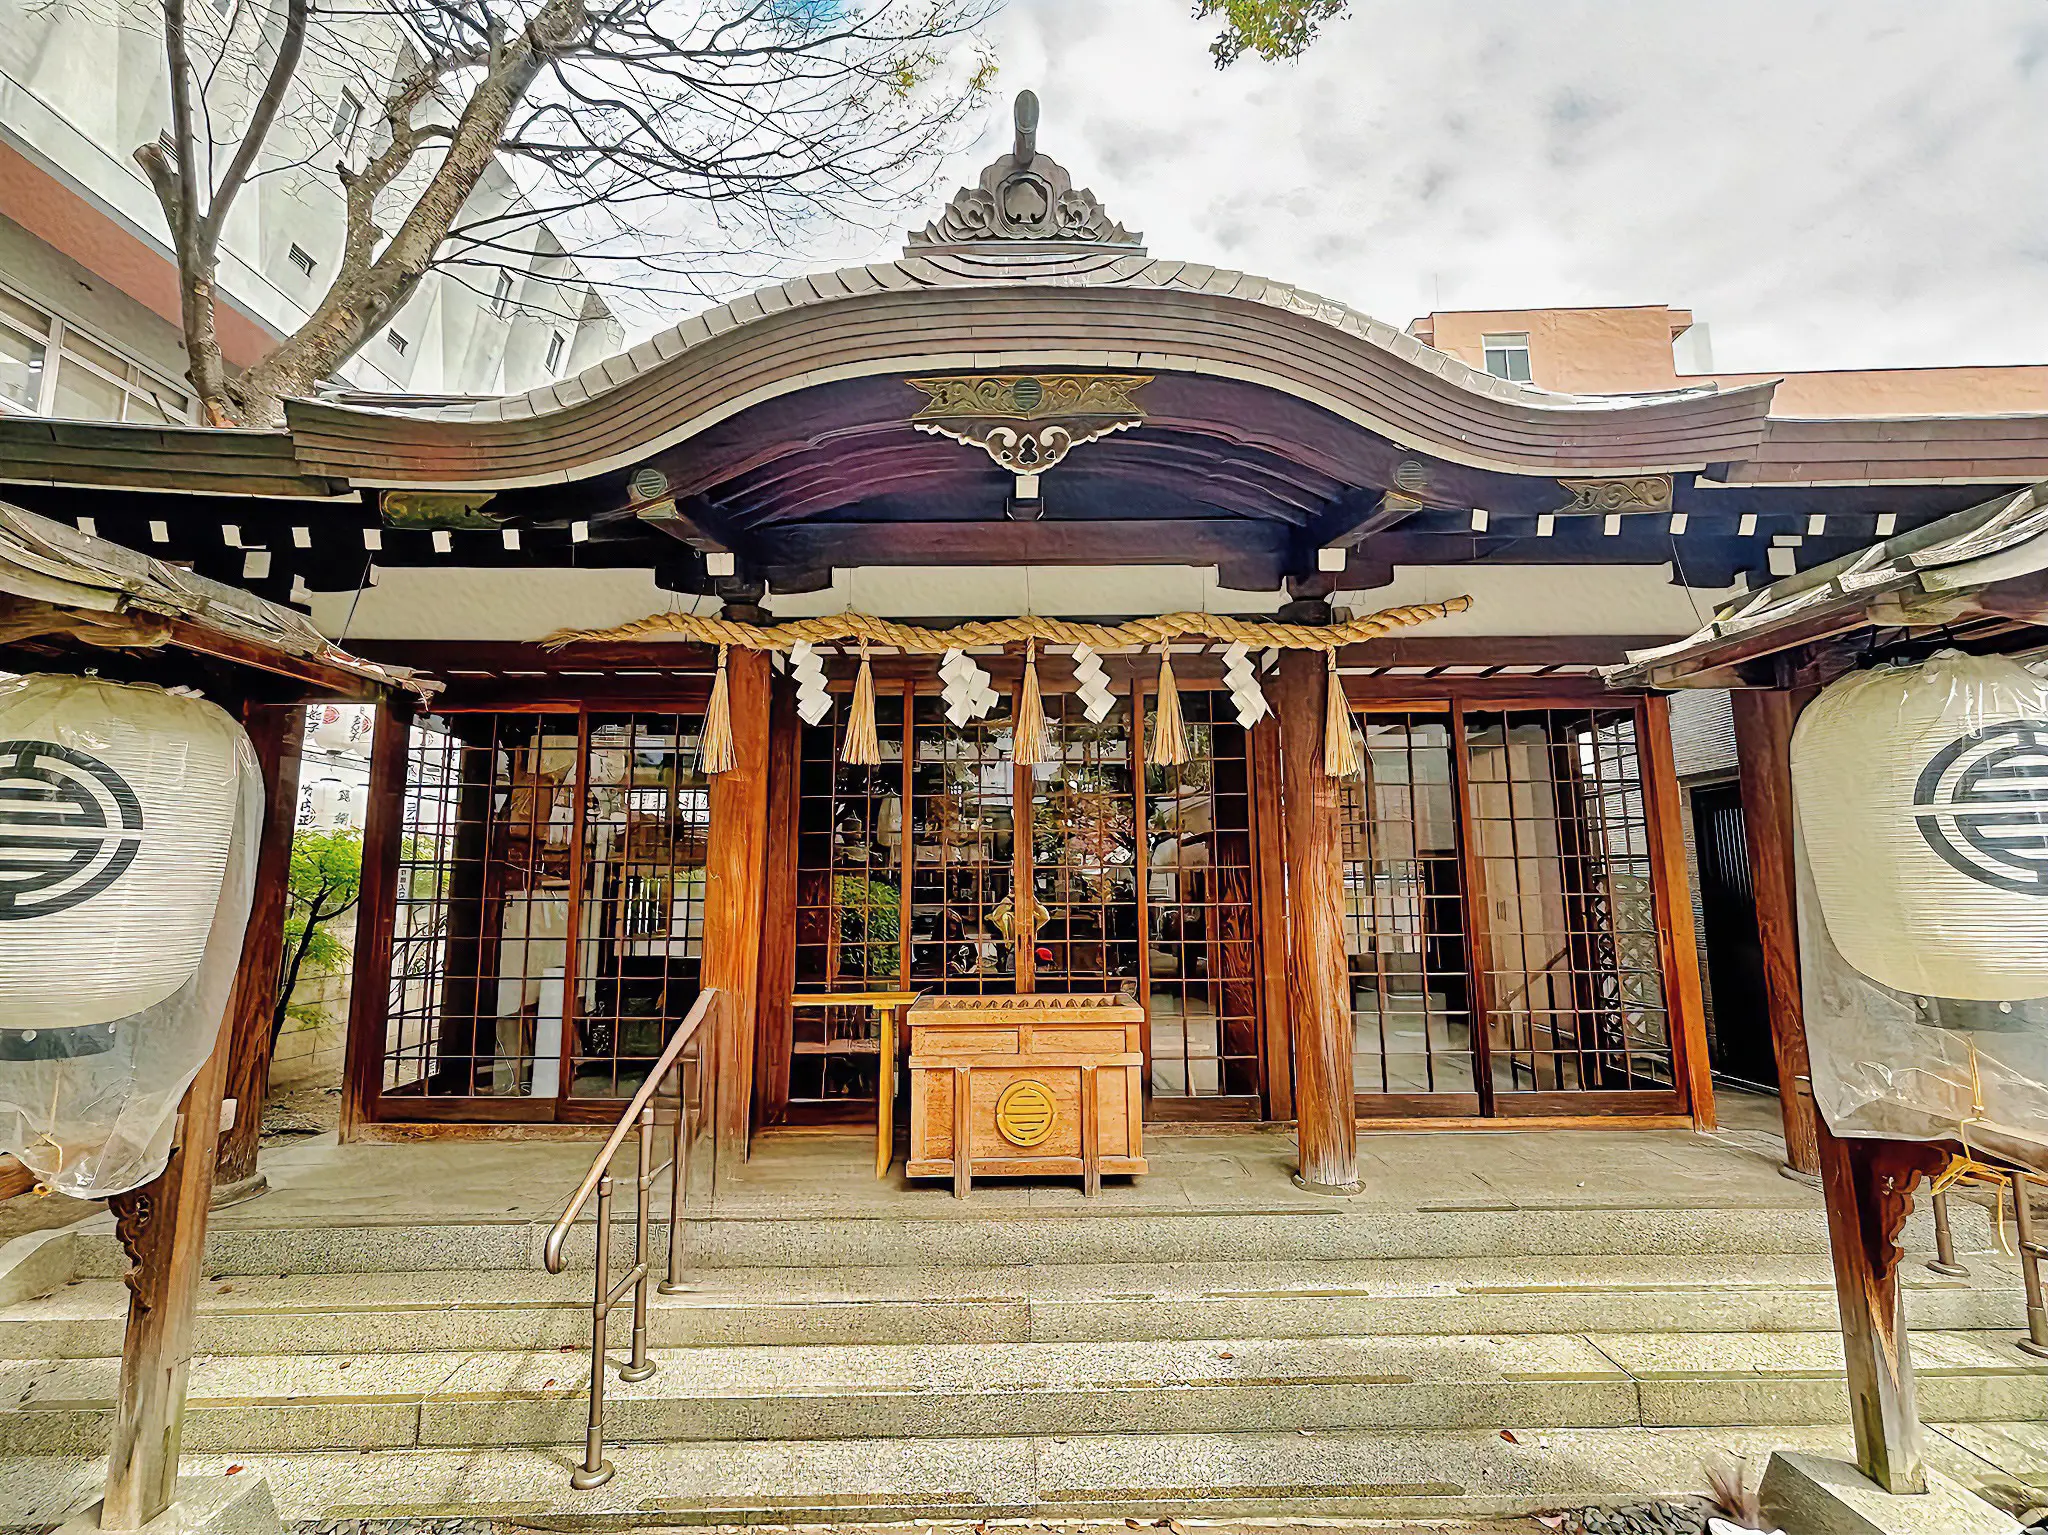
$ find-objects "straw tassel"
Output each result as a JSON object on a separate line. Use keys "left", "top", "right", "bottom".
{"left": 1149, "top": 644, "right": 1190, "bottom": 767}
{"left": 1323, "top": 648, "right": 1361, "bottom": 779}
{"left": 1014, "top": 639, "right": 1048, "bottom": 765}
{"left": 844, "top": 643, "right": 882, "bottom": 765}
{"left": 700, "top": 644, "right": 736, "bottom": 774}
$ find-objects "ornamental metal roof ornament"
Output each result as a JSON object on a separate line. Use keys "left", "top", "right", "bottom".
{"left": 907, "top": 372, "right": 1151, "bottom": 475}
{"left": 907, "top": 90, "right": 1143, "bottom": 253}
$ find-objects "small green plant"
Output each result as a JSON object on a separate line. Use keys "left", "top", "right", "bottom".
{"left": 835, "top": 874, "right": 901, "bottom": 979}
{"left": 275, "top": 828, "right": 363, "bottom": 1040}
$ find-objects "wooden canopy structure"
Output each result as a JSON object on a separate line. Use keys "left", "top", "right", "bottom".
{"left": 0, "top": 502, "right": 436, "bottom": 1531}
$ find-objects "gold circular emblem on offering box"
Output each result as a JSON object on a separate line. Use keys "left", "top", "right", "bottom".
{"left": 994, "top": 1080, "right": 1057, "bottom": 1148}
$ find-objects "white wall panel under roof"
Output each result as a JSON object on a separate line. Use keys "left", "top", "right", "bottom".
{"left": 1334, "top": 564, "right": 1740, "bottom": 636}
{"left": 1668, "top": 687, "right": 1739, "bottom": 779}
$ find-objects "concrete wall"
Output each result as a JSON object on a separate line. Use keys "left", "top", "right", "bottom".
{"left": 0, "top": 0, "right": 616, "bottom": 401}
{"left": 1412, "top": 302, "right": 2048, "bottom": 416}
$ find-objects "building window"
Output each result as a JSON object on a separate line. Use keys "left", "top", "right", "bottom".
{"left": 545, "top": 331, "right": 566, "bottom": 371}
{"left": 0, "top": 282, "right": 193, "bottom": 424}
{"left": 491, "top": 270, "right": 515, "bottom": 317}
{"left": 387, "top": 330, "right": 408, "bottom": 355}
{"left": 332, "top": 88, "right": 363, "bottom": 144}
{"left": 1481, "top": 332, "right": 1532, "bottom": 383}
{"left": 287, "top": 243, "right": 317, "bottom": 278}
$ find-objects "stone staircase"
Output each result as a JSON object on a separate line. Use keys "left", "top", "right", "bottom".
{"left": 2, "top": 1169, "right": 2045, "bottom": 1525}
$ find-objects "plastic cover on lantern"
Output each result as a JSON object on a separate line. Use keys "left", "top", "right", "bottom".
{"left": 1791, "top": 651, "right": 2048, "bottom": 1163}
{"left": 0, "top": 675, "right": 261, "bottom": 1196}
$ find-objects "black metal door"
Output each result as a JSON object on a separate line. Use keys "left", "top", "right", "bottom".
{"left": 1690, "top": 783, "right": 1776, "bottom": 1089}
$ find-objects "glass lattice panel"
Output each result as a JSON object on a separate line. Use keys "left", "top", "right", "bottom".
{"left": 1031, "top": 691, "right": 1140, "bottom": 996}
{"left": 791, "top": 694, "right": 905, "bottom": 1107}
{"left": 385, "top": 712, "right": 580, "bottom": 1098}
{"left": 1143, "top": 688, "right": 1258, "bottom": 1098}
{"left": 570, "top": 714, "right": 710, "bottom": 1100}
{"left": 1463, "top": 707, "right": 1673, "bottom": 1093}
{"left": 1340, "top": 711, "right": 1477, "bottom": 1096}
{"left": 907, "top": 694, "right": 1018, "bottom": 991}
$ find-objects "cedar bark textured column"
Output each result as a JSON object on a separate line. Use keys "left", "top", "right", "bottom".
{"left": 102, "top": 1026, "right": 233, "bottom": 1528}
{"left": 704, "top": 649, "right": 771, "bottom": 1160}
{"left": 212, "top": 702, "right": 306, "bottom": 1202}
{"left": 1275, "top": 650, "right": 1359, "bottom": 1193}
{"left": 1812, "top": 1108, "right": 1948, "bottom": 1493}
{"left": 1731, "top": 688, "right": 1820, "bottom": 1175}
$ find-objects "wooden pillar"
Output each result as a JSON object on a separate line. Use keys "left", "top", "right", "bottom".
{"left": 339, "top": 697, "right": 412, "bottom": 1140}
{"left": 1641, "top": 696, "right": 1715, "bottom": 1129}
{"left": 1730, "top": 688, "right": 1821, "bottom": 1175}
{"left": 212, "top": 702, "right": 306, "bottom": 1204}
{"left": 1275, "top": 651, "right": 1359, "bottom": 1193}
{"left": 704, "top": 649, "right": 771, "bottom": 1160}
{"left": 102, "top": 1031, "right": 233, "bottom": 1529}
{"left": 1811, "top": 1102, "right": 1949, "bottom": 1494}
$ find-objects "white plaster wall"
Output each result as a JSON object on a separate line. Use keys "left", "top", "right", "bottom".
{"left": 309, "top": 561, "right": 1732, "bottom": 643}
{"left": 310, "top": 567, "right": 680, "bottom": 641}
{"left": 1334, "top": 564, "right": 1738, "bottom": 637}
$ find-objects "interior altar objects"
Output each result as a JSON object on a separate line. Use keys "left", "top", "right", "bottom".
{"left": 906, "top": 993, "right": 1146, "bottom": 1196}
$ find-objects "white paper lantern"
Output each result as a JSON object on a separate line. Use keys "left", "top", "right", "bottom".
{"left": 1792, "top": 651, "right": 2048, "bottom": 1001}
{"left": 0, "top": 675, "right": 246, "bottom": 1027}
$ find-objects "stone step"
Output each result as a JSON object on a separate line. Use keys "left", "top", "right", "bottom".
{"left": 3, "top": 1253, "right": 2032, "bottom": 1359}
{"left": 7, "top": 1421, "right": 2042, "bottom": 1526}
{"left": 58, "top": 1192, "right": 2003, "bottom": 1278}
{"left": 1, "top": 1329, "right": 2041, "bottom": 1455}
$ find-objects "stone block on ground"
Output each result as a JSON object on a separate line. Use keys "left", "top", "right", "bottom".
{"left": 54, "top": 1474, "right": 282, "bottom": 1535}
{"left": 1758, "top": 1450, "right": 2021, "bottom": 1535}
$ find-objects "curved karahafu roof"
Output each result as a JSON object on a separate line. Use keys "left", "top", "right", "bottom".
{"left": 285, "top": 95, "right": 1777, "bottom": 490}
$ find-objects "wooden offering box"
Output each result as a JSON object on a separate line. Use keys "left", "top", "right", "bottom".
{"left": 906, "top": 994, "right": 1147, "bottom": 1196}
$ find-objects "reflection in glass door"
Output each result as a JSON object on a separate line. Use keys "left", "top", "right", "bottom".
{"left": 1340, "top": 711, "right": 1479, "bottom": 1108}
{"left": 378, "top": 708, "right": 707, "bottom": 1118}
{"left": 1142, "top": 689, "right": 1260, "bottom": 1103}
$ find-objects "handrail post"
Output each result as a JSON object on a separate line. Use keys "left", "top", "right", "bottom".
{"left": 570, "top": 1175, "right": 616, "bottom": 1490}
{"left": 620, "top": 1106, "right": 657, "bottom": 1383}
{"left": 1927, "top": 1187, "right": 1970, "bottom": 1277}
{"left": 659, "top": 1051, "right": 689, "bottom": 1295}
{"left": 2013, "top": 1170, "right": 2048, "bottom": 1360}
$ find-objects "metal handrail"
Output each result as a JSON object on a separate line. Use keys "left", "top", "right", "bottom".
{"left": 544, "top": 986, "right": 722, "bottom": 1490}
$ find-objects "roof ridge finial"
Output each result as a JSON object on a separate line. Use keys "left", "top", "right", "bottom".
{"left": 904, "top": 87, "right": 1142, "bottom": 255}
{"left": 1013, "top": 89, "right": 1038, "bottom": 169}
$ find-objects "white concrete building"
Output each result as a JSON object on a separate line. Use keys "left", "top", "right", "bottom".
{"left": 0, "top": 0, "right": 620, "bottom": 423}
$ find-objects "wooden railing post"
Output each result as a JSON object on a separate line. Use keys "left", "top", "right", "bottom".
{"left": 1275, "top": 650, "right": 1359, "bottom": 1194}
{"left": 212, "top": 702, "right": 306, "bottom": 1205}
{"left": 1730, "top": 687, "right": 1821, "bottom": 1176}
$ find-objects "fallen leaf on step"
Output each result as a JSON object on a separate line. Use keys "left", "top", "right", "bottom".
{"left": 225, "top": 1466, "right": 243, "bottom": 1476}
{"left": 1126, "top": 1522, "right": 1144, "bottom": 1529}
{"left": 1500, "top": 1429, "right": 1520, "bottom": 1443}
{"left": 1536, "top": 1518, "right": 1564, "bottom": 1530}
{"left": 1217, "top": 1352, "right": 1233, "bottom": 1360}
{"left": 543, "top": 1379, "right": 556, "bottom": 1389}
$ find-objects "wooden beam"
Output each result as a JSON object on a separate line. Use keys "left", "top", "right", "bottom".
{"left": 339, "top": 698, "right": 413, "bottom": 1140}
{"left": 761, "top": 518, "right": 1292, "bottom": 572}
{"left": 1306, "top": 487, "right": 1426, "bottom": 551}
{"left": 0, "top": 1154, "right": 32, "bottom": 1202}
{"left": 704, "top": 649, "right": 772, "bottom": 1160}
{"left": 1275, "top": 650, "right": 1359, "bottom": 1193}
{"left": 212, "top": 704, "right": 307, "bottom": 1202}
{"left": 1731, "top": 688, "right": 1821, "bottom": 1176}
{"left": 636, "top": 494, "right": 743, "bottom": 554}
{"left": 1641, "top": 695, "right": 1715, "bottom": 1131}
{"left": 1813, "top": 1112, "right": 1950, "bottom": 1494}
{"left": 101, "top": 1029, "right": 233, "bottom": 1529}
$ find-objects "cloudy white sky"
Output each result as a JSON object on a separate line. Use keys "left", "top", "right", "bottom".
{"left": 795, "top": 0, "right": 2048, "bottom": 375}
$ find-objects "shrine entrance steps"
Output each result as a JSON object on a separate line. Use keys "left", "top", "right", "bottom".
{"left": 1, "top": 1124, "right": 2044, "bottom": 1525}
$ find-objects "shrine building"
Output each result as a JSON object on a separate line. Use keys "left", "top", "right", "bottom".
{"left": 5, "top": 93, "right": 2047, "bottom": 1187}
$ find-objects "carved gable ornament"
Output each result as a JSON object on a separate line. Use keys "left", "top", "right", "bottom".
{"left": 908, "top": 91, "right": 1142, "bottom": 252}
{"left": 908, "top": 372, "right": 1151, "bottom": 475}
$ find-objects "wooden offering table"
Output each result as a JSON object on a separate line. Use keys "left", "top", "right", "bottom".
{"left": 906, "top": 994, "right": 1147, "bottom": 1197}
